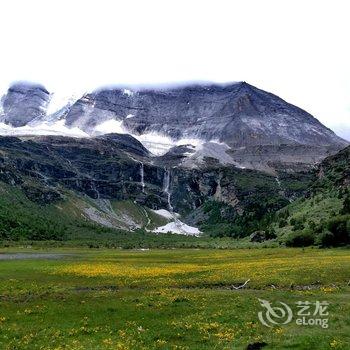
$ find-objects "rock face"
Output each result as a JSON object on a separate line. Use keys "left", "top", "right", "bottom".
{"left": 97, "top": 133, "right": 150, "bottom": 157}
{"left": 0, "top": 135, "right": 165, "bottom": 207}
{"left": 0, "top": 81, "right": 348, "bottom": 236}
{"left": 1, "top": 82, "right": 50, "bottom": 127}
{"left": 65, "top": 90, "right": 135, "bottom": 132}
{"left": 59, "top": 82, "right": 348, "bottom": 171}
{"left": 0, "top": 135, "right": 240, "bottom": 209}
{"left": 0, "top": 133, "right": 313, "bottom": 234}
{"left": 0, "top": 81, "right": 348, "bottom": 172}
{"left": 65, "top": 82, "right": 347, "bottom": 149}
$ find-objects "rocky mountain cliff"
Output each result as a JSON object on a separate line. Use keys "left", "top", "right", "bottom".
{"left": 0, "top": 132, "right": 315, "bottom": 236}
{"left": 0, "top": 81, "right": 347, "bottom": 172}
{"left": 0, "top": 81, "right": 348, "bottom": 238}
{"left": 64, "top": 82, "right": 345, "bottom": 147}
{"left": 0, "top": 83, "right": 49, "bottom": 127}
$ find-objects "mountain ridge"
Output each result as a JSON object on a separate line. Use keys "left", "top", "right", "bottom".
{"left": 0, "top": 132, "right": 347, "bottom": 241}
{"left": 0, "top": 81, "right": 348, "bottom": 174}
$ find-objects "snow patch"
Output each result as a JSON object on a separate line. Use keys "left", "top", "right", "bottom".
{"left": 134, "top": 132, "right": 174, "bottom": 155}
{"left": 85, "top": 118, "right": 206, "bottom": 156}
{"left": 181, "top": 141, "right": 239, "bottom": 167}
{"left": 151, "top": 209, "right": 179, "bottom": 220}
{"left": 47, "top": 92, "right": 81, "bottom": 115}
{"left": 153, "top": 221, "right": 201, "bottom": 236}
{"left": 134, "top": 132, "right": 205, "bottom": 156}
{"left": 176, "top": 138, "right": 204, "bottom": 147}
{"left": 123, "top": 89, "right": 134, "bottom": 97}
{"left": 94, "top": 119, "right": 126, "bottom": 134}
{"left": 0, "top": 120, "right": 89, "bottom": 138}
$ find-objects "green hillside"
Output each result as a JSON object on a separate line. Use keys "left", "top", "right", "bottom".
{"left": 272, "top": 146, "right": 350, "bottom": 247}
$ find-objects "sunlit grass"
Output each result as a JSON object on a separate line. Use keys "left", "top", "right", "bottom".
{"left": 0, "top": 248, "right": 349, "bottom": 349}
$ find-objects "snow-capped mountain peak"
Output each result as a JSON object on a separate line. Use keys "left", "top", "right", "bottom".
{"left": 0, "top": 81, "right": 348, "bottom": 171}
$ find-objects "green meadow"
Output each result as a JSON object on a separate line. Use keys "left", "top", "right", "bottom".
{"left": 0, "top": 248, "right": 349, "bottom": 350}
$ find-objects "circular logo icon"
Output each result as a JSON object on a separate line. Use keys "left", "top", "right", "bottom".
{"left": 258, "top": 298, "right": 293, "bottom": 327}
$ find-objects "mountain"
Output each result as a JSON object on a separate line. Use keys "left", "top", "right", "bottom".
{"left": 64, "top": 82, "right": 344, "bottom": 146}
{"left": 0, "top": 81, "right": 348, "bottom": 240}
{"left": 63, "top": 82, "right": 347, "bottom": 171}
{"left": 0, "top": 81, "right": 347, "bottom": 172}
{"left": 0, "top": 132, "right": 347, "bottom": 243}
{"left": 0, "top": 82, "right": 50, "bottom": 127}
{"left": 0, "top": 131, "right": 315, "bottom": 238}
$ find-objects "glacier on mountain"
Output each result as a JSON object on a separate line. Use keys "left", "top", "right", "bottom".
{"left": 0, "top": 120, "right": 89, "bottom": 138}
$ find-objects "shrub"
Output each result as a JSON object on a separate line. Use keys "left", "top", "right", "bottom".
{"left": 279, "top": 219, "right": 288, "bottom": 228}
{"left": 265, "top": 229, "right": 277, "bottom": 240}
{"left": 285, "top": 230, "right": 315, "bottom": 247}
{"left": 206, "top": 223, "right": 242, "bottom": 238}
{"left": 341, "top": 193, "right": 350, "bottom": 214}
{"left": 325, "top": 215, "right": 350, "bottom": 246}
{"left": 278, "top": 209, "right": 290, "bottom": 219}
{"left": 308, "top": 221, "right": 317, "bottom": 231}
{"left": 291, "top": 218, "right": 305, "bottom": 231}
{"left": 316, "top": 230, "right": 335, "bottom": 247}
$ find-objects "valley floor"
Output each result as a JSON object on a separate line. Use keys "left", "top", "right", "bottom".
{"left": 0, "top": 248, "right": 349, "bottom": 350}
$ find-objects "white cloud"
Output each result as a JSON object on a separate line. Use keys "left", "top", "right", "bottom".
{"left": 0, "top": 0, "right": 349, "bottom": 139}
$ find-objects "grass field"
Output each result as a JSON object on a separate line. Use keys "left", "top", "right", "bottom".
{"left": 0, "top": 248, "right": 349, "bottom": 349}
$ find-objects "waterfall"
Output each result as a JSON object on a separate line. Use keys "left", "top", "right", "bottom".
{"left": 129, "top": 156, "right": 146, "bottom": 193}
{"left": 140, "top": 162, "right": 145, "bottom": 193}
{"left": 153, "top": 167, "right": 200, "bottom": 236}
{"left": 163, "top": 168, "right": 173, "bottom": 211}
{"left": 275, "top": 176, "right": 282, "bottom": 190}
{"left": 162, "top": 168, "right": 186, "bottom": 233}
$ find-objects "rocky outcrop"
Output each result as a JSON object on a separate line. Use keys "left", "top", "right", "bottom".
{"left": 97, "top": 133, "right": 149, "bottom": 157}
{"left": 0, "top": 135, "right": 165, "bottom": 207}
{"left": 1, "top": 82, "right": 50, "bottom": 127}
{"left": 249, "top": 230, "right": 277, "bottom": 242}
{"left": 21, "top": 184, "right": 62, "bottom": 204}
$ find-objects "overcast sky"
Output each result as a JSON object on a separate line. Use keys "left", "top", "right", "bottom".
{"left": 0, "top": 0, "right": 349, "bottom": 140}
